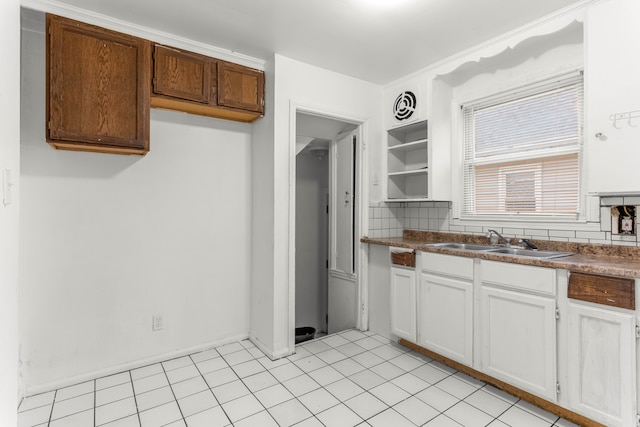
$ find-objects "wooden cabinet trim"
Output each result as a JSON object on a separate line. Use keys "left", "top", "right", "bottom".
{"left": 150, "top": 96, "right": 261, "bottom": 123}
{"left": 47, "top": 14, "right": 150, "bottom": 154}
{"left": 568, "top": 272, "right": 635, "bottom": 310}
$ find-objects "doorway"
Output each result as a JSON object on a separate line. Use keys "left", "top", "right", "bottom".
{"left": 294, "top": 111, "right": 360, "bottom": 343}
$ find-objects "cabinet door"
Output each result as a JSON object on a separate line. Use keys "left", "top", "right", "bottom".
{"left": 217, "top": 61, "right": 264, "bottom": 113}
{"left": 585, "top": 0, "right": 640, "bottom": 193}
{"left": 153, "top": 45, "right": 211, "bottom": 104}
{"left": 47, "top": 15, "right": 150, "bottom": 154}
{"left": 481, "top": 286, "right": 557, "bottom": 401}
{"left": 567, "top": 302, "right": 636, "bottom": 427}
{"left": 420, "top": 273, "right": 473, "bottom": 366}
{"left": 390, "top": 266, "right": 417, "bottom": 342}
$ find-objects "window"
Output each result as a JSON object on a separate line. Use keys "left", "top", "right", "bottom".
{"left": 462, "top": 72, "right": 583, "bottom": 219}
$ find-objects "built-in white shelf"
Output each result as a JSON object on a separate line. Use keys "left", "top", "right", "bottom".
{"left": 387, "top": 120, "right": 429, "bottom": 200}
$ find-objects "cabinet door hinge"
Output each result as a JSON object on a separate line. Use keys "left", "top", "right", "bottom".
{"left": 636, "top": 413, "right": 640, "bottom": 427}
{"left": 555, "top": 307, "right": 560, "bottom": 320}
{"left": 636, "top": 325, "right": 640, "bottom": 339}
{"left": 556, "top": 382, "right": 561, "bottom": 394}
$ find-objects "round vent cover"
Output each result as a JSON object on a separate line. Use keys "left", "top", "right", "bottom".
{"left": 393, "top": 91, "right": 417, "bottom": 121}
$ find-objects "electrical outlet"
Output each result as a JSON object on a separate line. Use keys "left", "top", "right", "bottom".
{"left": 152, "top": 315, "right": 163, "bottom": 331}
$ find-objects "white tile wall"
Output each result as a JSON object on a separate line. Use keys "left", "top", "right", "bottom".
{"left": 368, "top": 195, "right": 640, "bottom": 246}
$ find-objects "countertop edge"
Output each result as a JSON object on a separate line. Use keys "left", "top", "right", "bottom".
{"left": 362, "top": 236, "right": 640, "bottom": 279}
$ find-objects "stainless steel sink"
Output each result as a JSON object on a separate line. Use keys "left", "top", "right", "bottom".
{"left": 424, "top": 242, "right": 573, "bottom": 259}
{"left": 486, "top": 247, "right": 573, "bottom": 259}
{"left": 425, "top": 242, "right": 495, "bottom": 251}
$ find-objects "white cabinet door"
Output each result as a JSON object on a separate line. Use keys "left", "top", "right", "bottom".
{"left": 390, "top": 266, "right": 417, "bottom": 342}
{"left": 481, "top": 286, "right": 558, "bottom": 401}
{"left": 567, "top": 302, "right": 637, "bottom": 427}
{"left": 585, "top": 0, "right": 640, "bottom": 194}
{"left": 420, "top": 272, "right": 473, "bottom": 366}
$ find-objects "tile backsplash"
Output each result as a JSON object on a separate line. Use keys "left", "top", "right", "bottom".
{"left": 368, "top": 196, "right": 640, "bottom": 247}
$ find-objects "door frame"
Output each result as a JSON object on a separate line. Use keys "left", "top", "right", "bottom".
{"left": 288, "top": 101, "right": 369, "bottom": 352}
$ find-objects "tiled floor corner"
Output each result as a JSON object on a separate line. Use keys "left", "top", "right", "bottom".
{"left": 18, "top": 330, "right": 580, "bottom": 427}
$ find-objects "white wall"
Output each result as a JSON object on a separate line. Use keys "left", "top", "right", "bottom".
{"left": 1, "top": 0, "right": 21, "bottom": 422}
{"left": 250, "top": 55, "right": 383, "bottom": 357}
{"left": 249, "top": 56, "right": 276, "bottom": 356}
{"left": 295, "top": 151, "right": 328, "bottom": 333}
{"left": 20, "top": 18, "right": 252, "bottom": 392}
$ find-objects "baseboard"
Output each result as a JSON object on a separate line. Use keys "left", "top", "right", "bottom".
{"left": 24, "top": 333, "right": 249, "bottom": 397}
{"left": 399, "top": 339, "right": 606, "bottom": 427}
{"left": 248, "top": 335, "right": 293, "bottom": 361}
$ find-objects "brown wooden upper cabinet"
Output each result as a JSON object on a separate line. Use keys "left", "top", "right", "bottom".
{"left": 47, "top": 14, "right": 151, "bottom": 155}
{"left": 217, "top": 61, "right": 264, "bottom": 114}
{"left": 151, "top": 44, "right": 264, "bottom": 122}
{"left": 152, "top": 45, "right": 212, "bottom": 104}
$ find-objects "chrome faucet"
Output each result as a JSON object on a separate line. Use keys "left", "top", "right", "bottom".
{"left": 518, "top": 238, "right": 538, "bottom": 250}
{"left": 487, "top": 229, "right": 509, "bottom": 246}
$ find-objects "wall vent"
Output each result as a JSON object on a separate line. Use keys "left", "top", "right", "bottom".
{"left": 393, "top": 91, "right": 417, "bottom": 121}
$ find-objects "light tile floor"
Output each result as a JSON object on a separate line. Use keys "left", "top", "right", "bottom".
{"left": 18, "top": 330, "right": 580, "bottom": 427}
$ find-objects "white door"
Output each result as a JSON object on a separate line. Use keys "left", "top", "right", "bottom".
{"left": 328, "top": 130, "right": 358, "bottom": 334}
{"left": 567, "top": 302, "right": 637, "bottom": 427}
{"left": 390, "top": 266, "right": 417, "bottom": 342}
{"left": 420, "top": 272, "right": 473, "bottom": 366}
{"left": 481, "top": 286, "right": 558, "bottom": 401}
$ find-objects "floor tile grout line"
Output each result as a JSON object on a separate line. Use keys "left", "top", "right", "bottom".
{"left": 46, "top": 389, "right": 56, "bottom": 426}
{"left": 459, "top": 386, "right": 517, "bottom": 421}
{"left": 287, "top": 345, "right": 411, "bottom": 424}
{"left": 186, "top": 352, "right": 227, "bottom": 424}
{"left": 128, "top": 370, "right": 142, "bottom": 427}
{"left": 159, "top": 362, "right": 188, "bottom": 426}
{"left": 231, "top": 350, "right": 310, "bottom": 426}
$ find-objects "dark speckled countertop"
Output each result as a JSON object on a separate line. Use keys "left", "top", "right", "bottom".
{"left": 362, "top": 230, "right": 640, "bottom": 279}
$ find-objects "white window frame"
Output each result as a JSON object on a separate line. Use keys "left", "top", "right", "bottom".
{"left": 451, "top": 70, "right": 601, "bottom": 231}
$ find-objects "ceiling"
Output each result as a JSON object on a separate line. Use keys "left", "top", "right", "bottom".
{"left": 41, "top": 0, "right": 586, "bottom": 84}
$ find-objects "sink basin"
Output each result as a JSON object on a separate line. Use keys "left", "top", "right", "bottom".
{"left": 424, "top": 242, "right": 574, "bottom": 259}
{"left": 425, "top": 242, "right": 494, "bottom": 251}
{"left": 487, "top": 247, "right": 573, "bottom": 259}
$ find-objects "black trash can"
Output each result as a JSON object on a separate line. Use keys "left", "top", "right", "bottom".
{"left": 295, "top": 327, "right": 316, "bottom": 344}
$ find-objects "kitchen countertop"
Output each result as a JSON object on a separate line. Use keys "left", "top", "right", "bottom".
{"left": 362, "top": 230, "right": 640, "bottom": 279}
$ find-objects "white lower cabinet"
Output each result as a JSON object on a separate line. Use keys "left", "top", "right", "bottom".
{"left": 390, "top": 265, "right": 417, "bottom": 342}
{"left": 420, "top": 253, "right": 474, "bottom": 366}
{"left": 385, "top": 250, "right": 639, "bottom": 424}
{"left": 567, "top": 301, "right": 637, "bottom": 427}
{"left": 480, "top": 260, "right": 558, "bottom": 402}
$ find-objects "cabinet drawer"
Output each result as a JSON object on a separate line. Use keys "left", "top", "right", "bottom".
{"left": 423, "top": 252, "right": 473, "bottom": 280}
{"left": 390, "top": 248, "right": 416, "bottom": 267}
{"left": 481, "top": 260, "right": 556, "bottom": 295}
{"left": 568, "top": 272, "right": 635, "bottom": 310}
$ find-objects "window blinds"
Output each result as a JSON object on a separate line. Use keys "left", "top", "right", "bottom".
{"left": 462, "top": 73, "right": 583, "bottom": 217}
